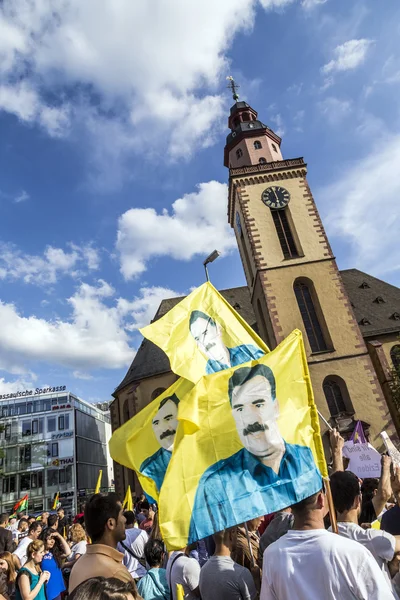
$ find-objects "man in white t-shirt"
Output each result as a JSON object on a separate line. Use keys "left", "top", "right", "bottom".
{"left": 13, "top": 521, "right": 43, "bottom": 566}
{"left": 200, "top": 528, "right": 257, "bottom": 600}
{"left": 260, "top": 488, "right": 396, "bottom": 600}
{"left": 166, "top": 543, "right": 201, "bottom": 600}
{"left": 117, "top": 510, "right": 148, "bottom": 580}
{"left": 330, "top": 470, "right": 400, "bottom": 597}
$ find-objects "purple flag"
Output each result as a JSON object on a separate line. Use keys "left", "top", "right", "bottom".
{"left": 350, "top": 421, "right": 366, "bottom": 444}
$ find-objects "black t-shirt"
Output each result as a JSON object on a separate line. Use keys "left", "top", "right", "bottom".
{"left": 359, "top": 499, "right": 377, "bottom": 525}
{"left": 381, "top": 505, "right": 400, "bottom": 535}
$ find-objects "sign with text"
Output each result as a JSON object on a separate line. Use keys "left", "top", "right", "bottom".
{"left": 343, "top": 441, "right": 382, "bottom": 478}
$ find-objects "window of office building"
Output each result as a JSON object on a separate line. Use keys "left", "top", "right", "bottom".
{"left": 47, "top": 469, "right": 58, "bottom": 487}
{"left": 47, "top": 417, "right": 56, "bottom": 433}
{"left": 58, "top": 414, "right": 70, "bottom": 431}
{"left": 21, "top": 473, "right": 31, "bottom": 491}
{"left": 51, "top": 443, "right": 59, "bottom": 457}
{"left": 19, "top": 445, "right": 31, "bottom": 464}
{"left": 2, "top": 476, "right": 16, "bottom": 494}
{"left": 22, "top": 421, "right": 31, "bottom": 437}
{"left": 31, "top": 472, "right": 43, "bottom": 489}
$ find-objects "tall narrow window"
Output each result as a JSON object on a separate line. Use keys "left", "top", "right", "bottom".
{"left": 323, "top": 379, "right": 346, "bottom": 416}
{"left": 271, "top": 209, "right": 299, "bottom": 259}
{"left": 236, "top": 148, "right": 243, "bottom": 159}
{"left": 391, "top": 345, "right": 400, "bottom": 371}
{"left": 254, "top": 141, "right": 262, "bottom": 149}
{"left": 294, "top": 280, "right": 328, "bottom": 352}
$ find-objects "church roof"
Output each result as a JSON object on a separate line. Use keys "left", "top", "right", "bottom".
{"left": 113, "top": 286, "right": 259, "bottom": 396}
{"left": 340, "top": 269, "right": 400, "bottom": 337}
{"left": 114, "top": 270, "right": 400, "bottom": 396}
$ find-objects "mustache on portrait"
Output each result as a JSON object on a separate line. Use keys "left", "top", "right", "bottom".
{"left": 160, "top": 429, "right": 176, "bottom": 440}
{"left": 243, "top": 422, "right": 266, "bottom": 436}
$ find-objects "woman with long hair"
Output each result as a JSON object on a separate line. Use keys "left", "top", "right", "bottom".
{"left": 15, "top": 540, "right": 50, "bottom": 600}
{"left": 63, "top": 525, "right": 87, "bottom": 570}
{"left": 0, "top": 552, "right": 17, "bottom": 600}
{"left": 40, "top": 530, "right": 71, "bottom": 600}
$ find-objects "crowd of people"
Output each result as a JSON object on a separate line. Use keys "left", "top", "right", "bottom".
{"left": 1, "top": 430, "right": 400, "bottom": 599}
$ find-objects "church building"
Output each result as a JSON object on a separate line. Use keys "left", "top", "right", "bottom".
{"left": 110, "top": 86, "right": 400, "bottom": 498}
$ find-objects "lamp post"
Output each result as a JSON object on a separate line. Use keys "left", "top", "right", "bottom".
{"left": 203, "top": 250, "right": 221, "bottom": 282}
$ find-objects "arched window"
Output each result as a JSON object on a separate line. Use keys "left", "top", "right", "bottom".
{"left": 271, "top": 143, "right": 278, "bottom": 152}
{"left": 151, "top": 387, "right": 166, "bottom": 401}
{"left": 123, "top": 399, "right": 130, "bottom": 423}
{"left": 294, "top": 280, "right": 328, "bottom": 352}
{"left": 323, "top": 377, "right": 349, "bottom": 416}
{"left": 254, "top": 141, "right": 262, "bottom": 150}
{"left": 271, "top": 209, "right": 299, "bottom": 259}
{"left": 391, "top": 345, "right": 400, "bottom": 371}
{"left": 259, "top": 157, "right": 267, "bottom": 164}
{"left": 236, "top": 148, "right": 243, "bottom": 159}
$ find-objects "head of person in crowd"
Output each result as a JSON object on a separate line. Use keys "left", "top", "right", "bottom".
{"left": 140, "top": 501, "right": 150, "bottom": 517}
{"left": 41, "top": 511, "right": 49, "bottom": 526}
{"left": 0, "top": 514, "right": 8, "bottom": 528}
{"left": 70, "top": 577, "right": 139, "bottom": 600}
{"left": 18, "top": 518, "right": 29, "bottom": 533}
{"left": 0, "top": 552, "right": 17, "bottom": 583}
{"left": 213, "top": 528, "right": 235, "bottom": 552}
{"left": 144, "top": 539, "right": 165, "bottom": 569}
{"left": 26, "top": 539, "right": 46, "bottom": 565}
{"left": 84, "top": 493, "right": 126, "bottom": 548}
{"left": 148, "top": 511, "right": 161, "bottom": 541}
{"left": 123, "top": 512, "right": 135, "bottom": 530}
{"left": 246, "top": 516, "right": 264, "bottom": 533}
{"left": 330, "top": 471, "right": 362, "bottom": 519}
{"left": 70, "top": 524, "right": 86, "bottom": 545}
{"left": 48, "top": 514, "right": 59, "bottom": 531}
{"left": 27, "top": 516, "right": 36, "bottom": 525}
{"left": 291, "top": 488, "right": 326, "bottom": 528}
{"left": 41, "top": 528, "right": 63, "bottom": 568}
{"left": 57, "top": 508, "right": 65, "bottom": 520}
{"left": 7, "top": 517, "right": 16, "bottom": 529}
{"left": 27, "top": 521, "right": 43, "bottom": 541}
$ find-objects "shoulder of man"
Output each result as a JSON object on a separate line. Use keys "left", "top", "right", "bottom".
{"left": 112, "top": 563, "right": 133, "bottom": 583}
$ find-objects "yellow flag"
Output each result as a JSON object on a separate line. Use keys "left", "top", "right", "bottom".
{"left": 52, "top": 492, "right": 59, "bottom": 510}
{"left": 176, "top": 585, "right": 184, "bottom": 600}
{"left": 109, "top": 378, "right": 193, "bottom": 502}
{"left": 123, "top": 486, "right": 133, "bottom": 512}
{"left": 94, "top": 470, "right": 103, "bottom": 494}
{"left": 159, "top": 330, "right": 327, "bottom": 550}
{"left": 140, "top": 282, "right": 269, "bottom": 384}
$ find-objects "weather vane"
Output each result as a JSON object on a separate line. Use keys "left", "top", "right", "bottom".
{"left": 226, "top": 76, "right": 240, "bottom": 101}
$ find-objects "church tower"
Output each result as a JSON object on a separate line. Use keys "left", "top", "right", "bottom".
{"left": 224, "top": 79, "right": 394, "bottom": 444}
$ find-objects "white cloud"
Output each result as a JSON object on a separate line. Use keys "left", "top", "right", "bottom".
{"left": 14, "top": 190, "right": 29, "bottom": 203}
{"left": 0, "top": 376, "right": 37, "bottom": 395}
{"left": 72, "top": 371, "right": 94, "bottom": 380}
{"left": 118, "top": 286, "right": 182, "bottom": 331}
{"left": 0, "top": 280, "right": 133, "bottom": 374}
{"left": 0, "top": 242, "right": 100, "bottom": 285}
{"left": 318, "top": 97, "right": 352, "bottom": 123}
{"left": 302, "top": 0, "right": 327, "bottom": 8}
{"left": 322, "top": 39, "right": 374, "bottom": 74}
{"left": 324, "top": 134, "right": 400, "bottom": 277}
{"left": 270, "top": 113, "right": 285, "bottom": 137}
{"left": 116, "top": 181, "right": 235, "bottom": 279}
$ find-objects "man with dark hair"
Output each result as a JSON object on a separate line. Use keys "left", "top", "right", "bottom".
{"left": 140, "top": 394, "right": 180, "bottom": 493}
{"left": 188, "top": 363, "right": 322, "bottom": 542}
{"left": 200, "top": 528, "right": 257, "bottom": 600}
{"left": 13, "top": 521, "right": 43, "bottom": 566}
{"left": 57, "top": 507, "right": 68, "bottom": 535}
{"left": 48, "top": 513, "right": 59, "bottom": 531}
{"left": 330, "top": 470, "right": 400, "bottom": 596}
{"left": 138, "top": 539, "right": 169, "bottom": 599}
{"left": 16, "top": 517, "right": 29, "bottom": 542}
{"left": 260, "top": 489, "right": 396, "bottom": 599}
{"left": 117, "top": 510, "right": 148, "bottom": 581}
{"left": 69, "top": 493, "right": 133, "bottom": 593}
{"left": 0, "top": 514, "right": 13, "bottom": 553}
{"left": 189, "top": 310, "right": 264, "bottom": 375}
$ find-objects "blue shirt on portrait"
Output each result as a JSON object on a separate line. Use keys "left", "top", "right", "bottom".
{"left": 140, "top": 447, "right": 172, "bottom": 492}
{"left": 205, "top": 344, "right": 264, "bottom": 375}
{"left": 188, "top": 443, "right": 322, "bottom": 544}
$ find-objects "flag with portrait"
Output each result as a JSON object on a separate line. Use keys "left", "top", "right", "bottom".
{"left": 140, "top": 282, "right": 269, "bottom": 384}
{"left": 158, "top": 330, "right": 327, "bottom": 550}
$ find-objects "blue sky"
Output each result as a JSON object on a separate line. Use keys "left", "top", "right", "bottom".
{"left": 0, "top": 0, "right": 399, "bottom": 401}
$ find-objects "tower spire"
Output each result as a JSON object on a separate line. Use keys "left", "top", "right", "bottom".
{"left": 226, "top": 76, "right": 240, "bottom": 101}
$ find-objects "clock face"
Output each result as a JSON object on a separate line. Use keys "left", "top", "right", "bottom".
{"left": 261, "top": 186, "right": 290, "bottom": 210}
{"left": 236, "top": 212, "right": 242, "bottom": 234}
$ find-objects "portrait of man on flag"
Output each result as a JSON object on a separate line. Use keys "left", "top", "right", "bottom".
{"left": 188, "top": 361, "right": 322, "bottom": 542}
{"left": 140, "top": 392, "right": 180, "bottom": 492}
{"left": 189, "top": 310, "right": 264, "bottom": 375}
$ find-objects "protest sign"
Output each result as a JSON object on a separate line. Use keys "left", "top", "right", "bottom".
{"left": 342, "top": 441, "right": 381, "bottom": 478}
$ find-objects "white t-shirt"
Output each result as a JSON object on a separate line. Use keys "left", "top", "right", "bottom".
{"left": 261, "top": 529, "right": 396, "bottom": 600}
{"left": 13, "top": 536, "right": 32, "bottom": 566}
{"left": 335, "top": 522, "right": 398, "bottom": 597}
{"left": 70, "top": 541, "right": 87, "bottom": 561}
{"left": 117, "top": 528, "right": 148, "bottom": 579}
{"left": 166, "top": 552, "right": 201, "bottom": 600}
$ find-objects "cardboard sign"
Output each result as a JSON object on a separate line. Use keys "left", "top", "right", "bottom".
{"left": 342, "top": 441, "right": 382, "bottom": 478}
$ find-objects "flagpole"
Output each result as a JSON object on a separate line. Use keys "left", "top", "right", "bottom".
{"left": 324, "top": 476, "right": 338, "bottom": 534}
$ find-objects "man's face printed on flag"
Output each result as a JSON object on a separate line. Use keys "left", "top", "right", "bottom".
{"left": 231, "top": 374, "right": 283, "bottom": 459}
{"left": 189, "top": 313, "right": 230, "bottom": 366}
{"left": 152, "top": 398, "right": 178, "bottom": 451}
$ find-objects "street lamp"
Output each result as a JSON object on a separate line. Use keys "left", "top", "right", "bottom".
{"left": 203, "top": 250, "right": 221, "bottom": 282}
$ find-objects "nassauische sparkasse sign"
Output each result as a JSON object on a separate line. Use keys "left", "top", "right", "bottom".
{"left": 0, "top": 385, "right": 67, "bottom": 400}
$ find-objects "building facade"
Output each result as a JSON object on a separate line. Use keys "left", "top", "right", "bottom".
{"left": 0, "top": 388, "right": 113, "bottom": 515}
{"left": 110, "top": 93, "right": 400, "bottom": 499}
